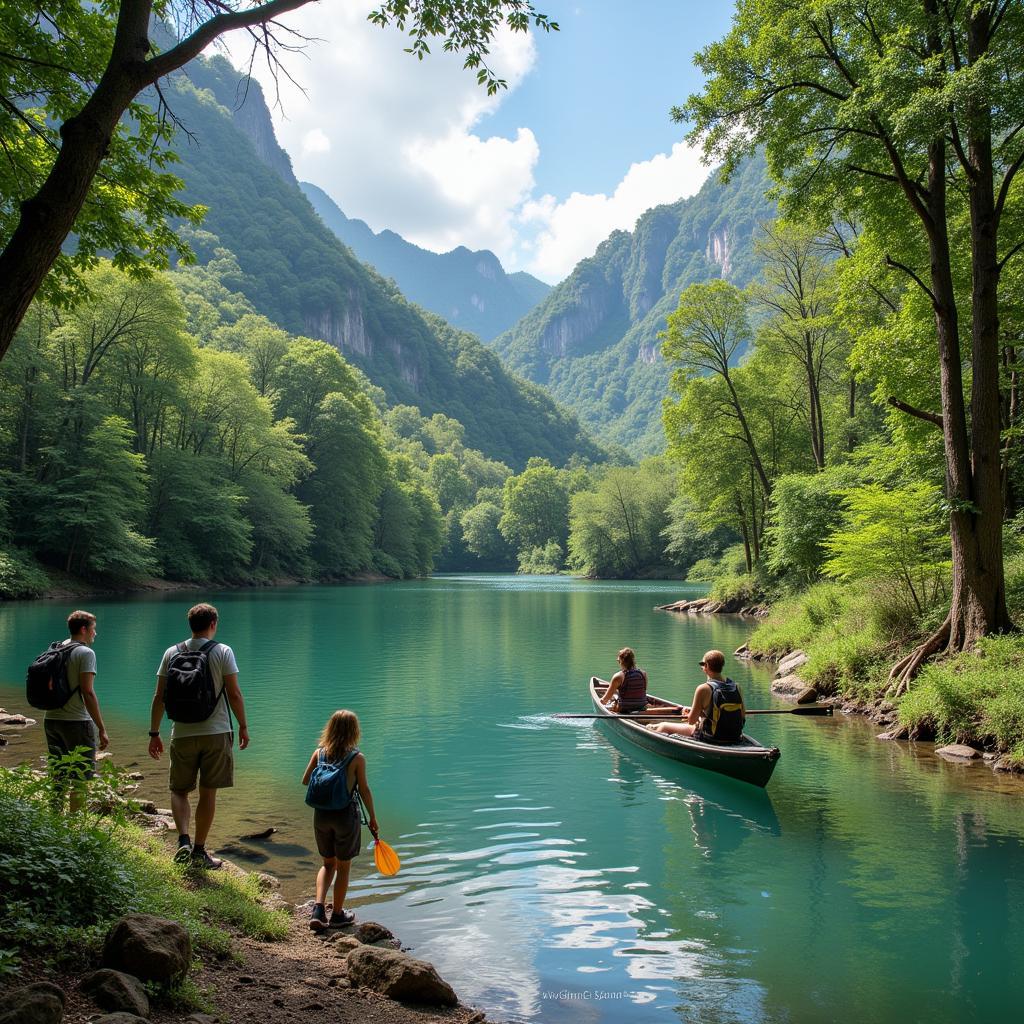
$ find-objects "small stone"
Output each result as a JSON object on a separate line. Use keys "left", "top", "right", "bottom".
{"left": 877, "top": 730, "right": 897, "bottom": 741}
{"left": 795, "top": 687, "right": 818, "bottom": 705}
{"left": 983, "top": 752, "right": 998, "bottom": 762}
{"left": 127, "top": 772, "right": 144, "bottom": 781}
{"left": 354, "top": 921, "right": 394, "bottom": 945}
{"left": 935, "top": 744, "right": 981, "bottom": 761}
{"left": 96, "top": 751, "right": 113, "bottom": 760}
{"left": 733, "top": 643, "right": 749, "bottom": 657}
{"left": 330, "top": 935, "right": 362, "bottom": 954}
{"left": 0, "top": 982, "right": 65, "bottom": 1024}
{"left": 252, "top": 871, "right": 280, "bottom": 891}
{"left": 137, "top": 801, "right": 158, "bottom": 814}
{"left": 81, "top": 969, "right": 150, "bottom": 1018}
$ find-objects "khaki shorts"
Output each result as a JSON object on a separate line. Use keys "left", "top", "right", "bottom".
{"left": 169, "top": 733, "right": 234, "bottom": 792}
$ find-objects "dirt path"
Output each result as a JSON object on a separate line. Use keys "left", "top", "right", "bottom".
{"left": 4, "top": 915, "right": 488, "bottom": 1024}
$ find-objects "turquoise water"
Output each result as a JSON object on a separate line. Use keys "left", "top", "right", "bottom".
{"left": 2, "top": 575, "right": 1023, "bottom": 1022}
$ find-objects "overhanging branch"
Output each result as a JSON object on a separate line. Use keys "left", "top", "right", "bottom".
{"left": 887, "top": 396, "right": 944, "bottom": 428}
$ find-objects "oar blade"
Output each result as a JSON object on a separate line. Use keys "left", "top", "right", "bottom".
{"left": 374, "top": 838, "right": 401, "bottom": 876}
{"left": 789, "top": 704, "right": 834, "bottom": 716}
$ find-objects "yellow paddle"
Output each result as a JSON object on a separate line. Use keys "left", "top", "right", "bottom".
{"left": 370, "top": 825, "right": 400, "bottom": 876}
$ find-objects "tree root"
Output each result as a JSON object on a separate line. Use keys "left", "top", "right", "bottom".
{"left": 887, "top": 614, "right": 952, "bottom": 698}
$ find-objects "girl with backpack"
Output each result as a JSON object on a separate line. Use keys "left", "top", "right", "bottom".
{"left": 301, "top": 709, "right": 378, "bottom": 929}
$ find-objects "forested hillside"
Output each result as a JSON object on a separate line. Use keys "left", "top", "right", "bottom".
{"left": 156, "top": 55, "right": 599, "bottom": 470}
{"left": 301, "top": 181, "right": 550, "bottom": 341}
{"left": 493, "top": 155, "right": 774, "bottom": 452}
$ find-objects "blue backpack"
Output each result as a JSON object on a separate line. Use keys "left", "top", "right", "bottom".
{"left": 305, "top": 748, "right": 360, "bottom": 811}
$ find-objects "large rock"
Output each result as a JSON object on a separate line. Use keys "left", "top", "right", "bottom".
{"left": 775, "top": 651, "right": 808, "bottom": 679}
{"left": 103, "top": 914, "right": 191, "bottom": 983}
{"left": 771, "top": 673, "right": 806, "bottom": 698}
{"left": 0, "top": 983, "right": 65, "bottom": 1024}
{"left": 81, "top": 969, "right": 149, "bottom": 1018}
{"left": 935, "top": 744, "right": 980, "bottom": 761}
{"left": 346, "top": 946, "right": 457, "bottom": 1006}
{"left": 795, "top": 686, "right": 819, "bottom": 705}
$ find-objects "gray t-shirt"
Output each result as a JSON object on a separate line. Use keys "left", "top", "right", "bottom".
{"left": 157, "top": 638, "right": 239, "bottom": 738}
{"left": 45, "top": 641, "right": 97, "bottom": 723}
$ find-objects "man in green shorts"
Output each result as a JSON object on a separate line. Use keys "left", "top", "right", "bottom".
{"left": 147, "top": 603, "right": 250, "bottom": 869}
{"left": 43, "top": 609, "right": 109, "bottom": 810}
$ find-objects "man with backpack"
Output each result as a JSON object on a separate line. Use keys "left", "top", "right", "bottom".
{"left": 147, "top": 603, "right": 249, "bottom": 869}
{"left": 33, "top": 609, "right": 109, "bottom": 810}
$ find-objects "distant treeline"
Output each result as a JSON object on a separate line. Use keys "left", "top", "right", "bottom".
{"left": 0, "top": 255, "right": 708, "bottom": 597}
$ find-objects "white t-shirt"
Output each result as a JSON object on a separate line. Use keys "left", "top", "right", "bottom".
{"left": 45, "top": 641, "right": 97, "bottom": 723}
{"left": 157, "top": 638, "right": 239, "bottom": 738}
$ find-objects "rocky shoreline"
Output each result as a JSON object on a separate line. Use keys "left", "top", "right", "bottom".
{"left": 732, "top": 645, "right": 1024, "bottom": 776}
{"left": 655, "top": 597, "right": 770, "bottom": 618}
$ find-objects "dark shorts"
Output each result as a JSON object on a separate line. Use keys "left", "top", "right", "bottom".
{"left": 169, "top": 733, "right": 234, "bottom": 792}
{"left": 313, "top": 804, "right": 361, "bottom": 861}
{"left": 44, "top": 719, "right": 97, "bottom": 780}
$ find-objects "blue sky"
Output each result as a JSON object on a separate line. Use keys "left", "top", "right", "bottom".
{"left": 483, "top": 1, "right": 735, "bottom": 199}
{"left": 235, "top": 1, "right": 736, "bottom": 282}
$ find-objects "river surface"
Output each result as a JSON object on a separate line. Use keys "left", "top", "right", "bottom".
{"left": 2, "top": 575, "right": 1023, "bottom": 1022}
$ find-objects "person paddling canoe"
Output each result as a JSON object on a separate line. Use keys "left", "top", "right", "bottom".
{"left": 648, "top": 649, "right": 745, "bottom": 742}
{"left": 600, "top": 647, "right": 650, "bottom": 714}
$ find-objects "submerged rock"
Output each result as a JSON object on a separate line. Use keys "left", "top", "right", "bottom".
{"left": 346, "top": 946, "right": 457, "bottom": 1006}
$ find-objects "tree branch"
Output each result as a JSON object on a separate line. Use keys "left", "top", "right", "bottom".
{"left": 885, "top": 254, "right": 938, "bottom": 304}
{"left": 145, "top": 0, "right": 313, "bottom": 84}
{"left": 887, "top": 396, "right": 944, "bottom": 428}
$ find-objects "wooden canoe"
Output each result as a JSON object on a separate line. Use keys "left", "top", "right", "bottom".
{"left": 589, "top": 676, "right": 781, "bottom": 788}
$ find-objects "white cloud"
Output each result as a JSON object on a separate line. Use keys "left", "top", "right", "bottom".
{"left": 520, "top": 142, "right": 711, "bottom": 282}
{"left": 218, "top": 4, "right": 711, "bottom": 285}
{"left": 221, "top": 2, "right": 539, "bottom": 255}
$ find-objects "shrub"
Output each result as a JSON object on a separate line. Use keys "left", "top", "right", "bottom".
{"left": 709, "top": 572, "right": 763, "bottom": 606}
{"left": 0, "top": 547, "right": 51, "bottom": 599}
{"left": 518, "top": 541, "right": 563, "bottom": 574}
{"left": 0, "top": 760, "right": 287, "bottom": 979}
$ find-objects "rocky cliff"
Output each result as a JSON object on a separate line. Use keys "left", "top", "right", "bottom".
{"left": 300, "top": 181, "right": 550, "bottom": 341}
{"left": 492, "top": 155, "right": 774, "bottom": 453}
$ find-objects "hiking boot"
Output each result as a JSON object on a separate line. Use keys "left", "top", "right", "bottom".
{"left": 328, "top": 908, "right": 355, "bottom": 928}
{"left": 309, "top": 903, "right": 328, "bottom": 931}
{"left": 190, "top": 847, "right": 222, "bottom": 870}
{"left": 173, "top": 841, "right": 192, "bottom": 865}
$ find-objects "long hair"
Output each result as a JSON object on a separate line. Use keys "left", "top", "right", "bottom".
{"left": 319, "top": 709, "right": 361, "bottom": 762}
{"left": 618, "top": 647, "right": 636, "bottom": 669}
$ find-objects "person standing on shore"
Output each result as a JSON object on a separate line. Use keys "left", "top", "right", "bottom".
{"left": 40, "top": 609, "right": 109, "bottom": 811}
{"left": 302, "top": 709, "right": 379, "bottom": 929}
{"left": 147, "top": 603, "right": 249, "bottom": 869}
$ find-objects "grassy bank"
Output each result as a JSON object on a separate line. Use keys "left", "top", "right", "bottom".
{"left": 0, "top": 759, "right": 288, "bottom": 1000}
{"left": 744, "top": 572, "right": 1024, "bottom": 766}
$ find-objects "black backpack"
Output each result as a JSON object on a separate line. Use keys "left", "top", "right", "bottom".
{"left": 163, "top": 639, "right": 225, "bottom": 723}
{"left": 26, "top": 641, "right": 83, "bottom": 710}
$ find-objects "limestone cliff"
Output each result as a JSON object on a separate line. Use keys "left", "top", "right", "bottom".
{"left": 492, "top": 155, "right": 774, "bottom": 453}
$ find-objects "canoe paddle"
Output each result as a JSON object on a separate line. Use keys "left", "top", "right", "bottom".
{"left": 552, "top": 705, "right": 834, "bottom": 719}
{"left": 370, "top": 825, "right": 401, "bottom": 876}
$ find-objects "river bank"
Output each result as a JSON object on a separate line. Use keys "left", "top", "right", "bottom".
{"left": 659, "top": 579, "right": 1024, "bottom": 771}
{"left": 0, "top": 750, "right": 485, "bottom": 1024}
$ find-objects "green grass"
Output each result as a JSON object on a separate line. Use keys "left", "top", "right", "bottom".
{"left": 747, "top": 580, "right": 933, "bottom": 695}
{"left": 898, "top": 634, "right": 1024, "bottom": 761}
